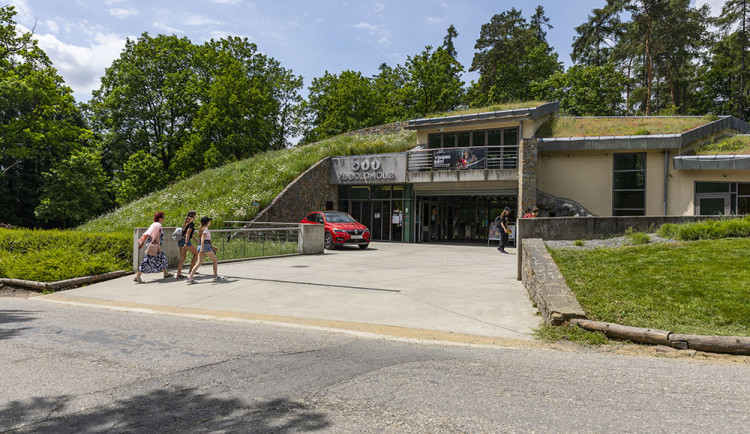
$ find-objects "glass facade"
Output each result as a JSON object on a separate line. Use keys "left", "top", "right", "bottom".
{"left": 338, "top": 185, "right": 414, "bottom": 242}
{"left": 695, "top": 182, "right": 750, "bottom": 215}
{"left": 613, "top": 153, "right": 646, "bottom": 216}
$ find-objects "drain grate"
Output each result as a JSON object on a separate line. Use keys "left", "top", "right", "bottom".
{"left": 291, "top": 265, "right": 309, "bottom": 268}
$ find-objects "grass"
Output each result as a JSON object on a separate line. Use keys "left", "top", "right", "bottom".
{"left": 422, "top": 101, "right": 549, "bottom": 119}
{"left": 695, "top": 135, "right": 750, "bottom": 155}
{"left": 0, "top": 229, "right": 132, "bottom": 282}
{"left": 549, "top": 238, "right": 750, "bottom": 337}
{"left": 544, "top": 116, "right": 712, "bottom": 138}
{"left": 625, "top": 227, "right": 650, "bottom": 245}
{"left": 534, "top": 323, "right": 608, "bottom": 345}
{"left": 79, "top": 130, "right": 416, "bottom": 232}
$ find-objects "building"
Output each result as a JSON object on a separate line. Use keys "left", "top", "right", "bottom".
{"left": 259, "top": 102, "right": 750, "bottom": 243}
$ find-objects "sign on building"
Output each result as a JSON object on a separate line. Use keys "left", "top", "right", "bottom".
{"left": 330, "top": 154, "right": 407, "bottom": 185}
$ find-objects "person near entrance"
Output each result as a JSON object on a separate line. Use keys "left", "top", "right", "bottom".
{"left": 496, "top": 207, "right": 511, "bottom": 254}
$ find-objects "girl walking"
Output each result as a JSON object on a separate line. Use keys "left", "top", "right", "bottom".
{"left": 134, "top": 212, "right": 173, "bottom": 283}
{"left": 186, "top": 216, "right": 223, "bottom": 284}
{"left": 175, "top": 211, "right": 199, "bottom": 278}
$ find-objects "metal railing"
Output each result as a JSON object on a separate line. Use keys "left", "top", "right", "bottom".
{"left": 407, "top": 145, "right": 519, "bottom": 171}
{"left": 207, "top": 227, "right": 299, "bottom": 261}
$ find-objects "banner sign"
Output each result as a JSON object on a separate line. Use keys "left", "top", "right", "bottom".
{"left": 433, "top": 148, "right": 487, "bottom": 170}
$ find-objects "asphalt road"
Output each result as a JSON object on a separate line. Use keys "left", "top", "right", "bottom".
{"left": 2, "top": 297, "right": 749, "bottom": 433}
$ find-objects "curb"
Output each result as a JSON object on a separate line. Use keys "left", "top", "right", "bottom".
{"left": 570, "top": 319, "right": 750, "bottom": 356}
{"left": 0, "top": 270, "right": 132, "bottom": 292}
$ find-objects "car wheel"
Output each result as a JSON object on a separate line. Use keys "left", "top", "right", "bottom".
{"left": 324, "top": 232, "right": 334, "bottom": 250}
{"left": 359, "top": 244, "right": 369, "bottom": 250}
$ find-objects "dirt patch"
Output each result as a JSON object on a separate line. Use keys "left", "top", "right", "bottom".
{"left": 0, "top": 284, "right": 41, "bottom": 298}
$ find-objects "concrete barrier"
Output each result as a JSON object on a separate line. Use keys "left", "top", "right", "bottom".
{"left": 298, "top": 223, "right": 324, "bottom": 254}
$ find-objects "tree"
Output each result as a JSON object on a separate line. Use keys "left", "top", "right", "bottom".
{"left": 0, "top": 5, "right": 91, "bottom": 227}
{"left": 571, "top": 1, "right": 625, "bottom": 67}
{"left": 403, "top": 44, "right": 465, "bottom": 116}
{"left": 468, "top": 6, "right": 562, "bottom": 105}
{"left": 35, "top": 148, "right": 110, "bottom": 227}
{"left": 114, "top": 150, "right": 168, "bottom": 205}
{"left": 714, "top": 0, "right": 750, "bottom": 119}
{"left": 536, "top": 64, "right": 628, "bottom": 115}
{"left": 301, "top": 70, "right": 382, "bottom": 143}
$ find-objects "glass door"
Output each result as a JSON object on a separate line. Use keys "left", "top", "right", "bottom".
{"left": 697, "top": 195, "right": 729, "bottom": 215}
{"left": 371, "top": 201, "right": 383, "bottom": 240}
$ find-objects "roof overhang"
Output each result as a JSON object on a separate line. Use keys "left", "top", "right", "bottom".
{"left": 405, "top": 102, "right": 559, "bottom": 130}
{"left": 673, "top": 154, "right": 750, "bottom": 170}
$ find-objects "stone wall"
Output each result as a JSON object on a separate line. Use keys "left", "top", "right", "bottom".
{"left": 521, "top": 238, "right": 586, "bottom": 325}
{"left": 253, "top": 158, "right": 338, "bottom": 223}
{"left": 519, "top": 138, "right": 538, "bottom": 217}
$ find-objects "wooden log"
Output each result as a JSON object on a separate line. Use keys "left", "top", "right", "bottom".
{"left": 570, "top": 318, "right": 672, "bottom": 346}
{"left": 669, "top": 334, "right": 750, "bottom": 356}
{"left": 0, "top": 270, "right": 131, "bottom": 292}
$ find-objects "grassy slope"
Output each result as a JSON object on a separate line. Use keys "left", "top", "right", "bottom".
{"left": 550, "top": 239, "right": 750, "bottom": 337}
{"left": 547, "top": 116, "right": 711, "bottom": 138}
{"left": 80, "top": 131, "right": 416, "bottom": 233}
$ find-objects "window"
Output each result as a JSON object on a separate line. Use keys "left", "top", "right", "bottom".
{"left": 613, "top": 153, "right": 646, "bottom": 216}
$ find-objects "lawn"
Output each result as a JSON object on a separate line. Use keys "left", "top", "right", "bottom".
{"left": 546, "top": 116, "right": 713, "bottom": 138}
{"left": 549, "top": 238, "right": 750, "bottom": 337}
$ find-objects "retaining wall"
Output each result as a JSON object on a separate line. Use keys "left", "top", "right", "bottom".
{"left": 520, "top": 238, "right": 586, "bottom": 325}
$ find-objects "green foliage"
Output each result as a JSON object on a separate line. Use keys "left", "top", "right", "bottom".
{"left": 696, "top": 135, "right": 750, "bottom": 154}
{"left": 80, "top": 131, "right": 416, "bottom": 232}
{"left": 633, "top": 128, "right": 651, "bottom": 136}
{"left": 574, "top": 239, "right": 585, "bottom": 247}
{"left": 624, "top": 227, "right": 650, "bottom": 245}
{"left": 468, "top": 7, "right": 562, "bottom": 105}
{"left": 35, "top": 148, "right": 111, "bottom": 227}
{"left": 550, "top": 239, "right": 750, "bottom": 337}
{"left": 115, "top": 151, "right": 168, "bottom": 205}
{"left": 534, "top": 323, "right": 609, "bottom": 345}
{"left": 0, "top": 5, "right": 92, "bottom": 228}
{"left": 536, "top": 64, "right": 627, "bottom": 115}
{"left": 88, "top": 33, "right": 303, "bottom": 181}
{"left": 0, "top": 228, "right": 131, "bottom": 282}
{"left": 657, "top": 217, "right": 750, "bottom": 240}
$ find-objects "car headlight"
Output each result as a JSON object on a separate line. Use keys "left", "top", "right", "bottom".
{"left": 332, "top": 228, "right": 347, "bottom": 234}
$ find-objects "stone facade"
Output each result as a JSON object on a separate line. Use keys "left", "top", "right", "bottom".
{"left": 253, "top": 158, "right": 338, "bottom": 223}
{"left": 520, "top": 238, "right": 586, "bottom": 325}
{"left": 518, "top": 138, "right": 538, "bottom": 216}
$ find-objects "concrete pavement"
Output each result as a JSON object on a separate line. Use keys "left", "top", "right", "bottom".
{"left": 41, "top": 243, "right": 541, "bottom": 344}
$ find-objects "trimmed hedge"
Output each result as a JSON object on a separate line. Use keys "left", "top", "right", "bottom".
{"left": 0, "top": 229, "right": 131, "bottom": 283}
{"left": 658, "top": 216, "right": 750, "bottom": 240}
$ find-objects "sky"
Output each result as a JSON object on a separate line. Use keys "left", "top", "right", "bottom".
{"left": 8, "top": 0, "right": 727, "bottom": 103}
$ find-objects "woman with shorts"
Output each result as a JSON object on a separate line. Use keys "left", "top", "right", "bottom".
{"left": 186, "top": 216, "right": 222, "bottom": 284}
{"left": 176, "top": 211, "right": 199, "bottom": 278}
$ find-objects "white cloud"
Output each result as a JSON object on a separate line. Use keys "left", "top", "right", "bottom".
{"left": 152, "top": 20, "right": 184, "bottom": 34}
{"left": 45, "top": 19, "right": 59, "bottom": 32}
{"left": 694, "top": 0, "right": 726, "bottom": 16}
{"left": 32, "top": 32, "right": 126, "bottom": 101}
{"left": 109, "top": 8, "right": 138, "bottom": 19}
{"left": 183, "top": 14, "right": 223, "bottom": 26}
{"left": 354, "top": 21, "right": 390, "bottom": 46}
{"left": 374, "top": 3, "right": 385, "bottom": 13}
{"left": 211, "top": 0, "right": 245, "bottom": 4}
{"left": 425, "top": 17, "right": 442, "bottom": 25}
{"left": 8, "top": 0, "right": 34, "bottom": 23}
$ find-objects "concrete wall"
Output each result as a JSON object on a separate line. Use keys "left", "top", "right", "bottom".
{"left": 521, "top": 238, "right": 586, "bottom": 325}
{"left": 253, "top": 158, "right": 338, "bottom": 223}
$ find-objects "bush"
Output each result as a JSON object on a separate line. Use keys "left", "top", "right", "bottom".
{"left": 0, "top": 228, "right": 132, "bottom": 282}
{"left": 625, "top": 227, "right": 650, "bottom": 245}
{"left": 657, "top": 217, "right": 750, "bottom": 240}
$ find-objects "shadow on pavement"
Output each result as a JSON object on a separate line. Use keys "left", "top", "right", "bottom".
{"left": 1, "top": 386, "right": 330, "bottom": 433}
{"left": 0, "top": 309, "right": 37, "bottom": 340}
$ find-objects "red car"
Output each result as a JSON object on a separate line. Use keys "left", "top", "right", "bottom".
{"left": 301, "top": 211, "right": 370, "bottom": 250}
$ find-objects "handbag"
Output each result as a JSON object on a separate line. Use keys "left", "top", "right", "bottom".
{"left": 145, "top": 240, "right": 161, "bottom": 256}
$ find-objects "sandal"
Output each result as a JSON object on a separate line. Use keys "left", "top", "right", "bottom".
{"left": 175, "top": 274, "right": 187, "bottom": 279}
{"left": 163, "top": 272, "right": 174, "bottom": 278}
{"left": 134, "top": 277, "right": 144, "bottom": 284}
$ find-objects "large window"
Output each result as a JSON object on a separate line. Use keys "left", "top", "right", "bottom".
{"left": 613, "top": 153, "right": 646, "bottom": 216}
{"left": 694, "top": 182, "right": 750, "bottom": 215}
{"left": 428, "top": 127, "right": 519, "bottom": 148}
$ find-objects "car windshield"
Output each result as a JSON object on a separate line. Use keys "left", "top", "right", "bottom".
{"left": 323, "top": 212, "right": 356, "bottom": 223}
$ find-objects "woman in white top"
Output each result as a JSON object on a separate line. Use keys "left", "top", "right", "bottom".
{"left": 186, "top": 216, "right": 222, "bottom": 284}
{"left": 134, "top": 211, "right": 173, "bottom": 283}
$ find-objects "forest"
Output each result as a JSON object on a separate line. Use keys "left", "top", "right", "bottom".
{"left": 1, "top": 0, "right": 748, "bottom": 228}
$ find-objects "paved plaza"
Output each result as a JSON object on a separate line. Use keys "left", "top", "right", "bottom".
{"left": 42, "top": 243, "right": 540, "bottom": 345}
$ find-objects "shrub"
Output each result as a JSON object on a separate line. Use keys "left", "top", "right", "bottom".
{"left": 625, "top": 227, "right": 650, "bottom": 245}
{"left": 657, "top": 217, "right": 750, "bottom": 240}
{"left": 0, "top": 229, "right": 131, "bottom": 282}
{"left": 574, "top": 239, "right": 584, "bottom": 247}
